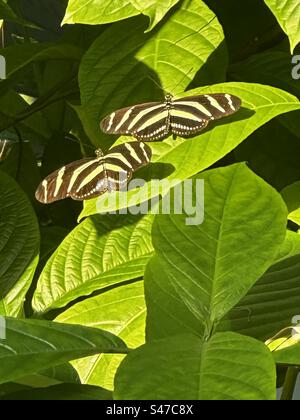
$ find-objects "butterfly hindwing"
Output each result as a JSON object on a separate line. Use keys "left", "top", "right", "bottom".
{"left": 172, "top": 93, "right": 241, "bottom": 120}
{"left": 170, "top": 93, "right": 241, "bottom": 137}
{"left": 71, "top": 142, "right": 152, "bottom": 200}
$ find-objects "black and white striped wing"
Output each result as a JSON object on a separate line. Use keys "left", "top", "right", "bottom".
{"left": 35, "top": 157, "right": 99, "bottom": 203}
{"left": 35, "top": 142, "right": 152, "bottom": 203}
{"left": 170, "top": 93, "right": 241, "bottom": 137}
{"left": 100, "top": 101, "right": 169, "bottom": 141}
{"left": 74, "top": 142, "right": 152, "bottom": 200}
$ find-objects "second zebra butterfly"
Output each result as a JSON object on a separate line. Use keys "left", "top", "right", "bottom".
{"left": 100, "top": 93, "right": 242, "bottom": 141}
{"left": 35, "top": 142, "right": 152, "bottom": 204}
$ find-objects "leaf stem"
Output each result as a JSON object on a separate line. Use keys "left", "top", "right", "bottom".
{"left": 281, "top": 367, "right": 299, "bottom": 400}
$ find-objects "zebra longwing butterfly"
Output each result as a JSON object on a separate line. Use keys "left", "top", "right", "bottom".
{"left": 100, "top": 93, "right": 242, "bottom": 141}
{"left": 35, "top": 142, "right": 152, "bottom": 204}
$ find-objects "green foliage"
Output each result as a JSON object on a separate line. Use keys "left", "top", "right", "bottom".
{"left": 0, "top": 170, "right": 39, "bottom": 316}
{"left": 145, "top": 164, "right": 287, "bottom": 339}
{"left": 56, "top": 281, "right": 146, "bottom": 390}
{"left": 130, "top": 0, "right": 181, "bottom": 32}
{"left": 33, "top": 214, "right": 154, "bottom": 313}
{"left": 1, "top": 0, "right": 300, "bottom": 401}
{"left": 1, "top": 383, "right": 112, "bottom": 400}
{"left": 115, "top": 332, "right": 276, "bottom": 400}
{"left": 78, "top": 0, "right": 227, "bottom": 148}
{"left": 281, "top": 181, "right": 300, "bottom": 224}
{"left": 0, "top": 317, "right": 127, "bottom": 385}
{"left": 264, "top": 0, "right": 300, "bottom": 53}
{"left": 63, "top": 0, "right": 139, "bottom": 25}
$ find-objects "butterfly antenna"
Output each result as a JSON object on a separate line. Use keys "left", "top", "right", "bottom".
{"left": 173, "top": 15, "right": 217, "bottom": 46}
{"left": 167, "top": 67, "right": 195, "bottom": 95}
{"left": 147, "top": 74, "right": 164, "bottom": 91}
{"left": 65, "top": 134, "right": 95, "bottom": 154}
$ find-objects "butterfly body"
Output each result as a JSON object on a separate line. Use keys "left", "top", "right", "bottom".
{"left": 35, "top": 142, "right": 152, "bottom": 204}
{"left": 100, "top": 93, "right": 242, "bottom": 141}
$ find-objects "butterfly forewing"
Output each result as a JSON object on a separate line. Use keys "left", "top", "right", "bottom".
{"left": 100, "top": 93, "right": 241, "bottom": 141}
{"left": 35, "top": 157, "right": 97, "bottom": 203}
{"left": 170, "top": 93, "right": 241, "bottom": 137}
{"left": 35, "top": 142, "right": 152, "bottom": 204}
{"left": 100, "top": 101, "right": 165, "bottom": 138}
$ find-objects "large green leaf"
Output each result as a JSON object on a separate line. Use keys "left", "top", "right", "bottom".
{"left": 0, "top": 91, "right": 51, "bottom": 142}
{"left": 39, "top": 226, "right": 69, "bottom": 269}
{"left": 0, "top": 170, "right": 39, "bottom": 316}
{"left": 275, "top": 230, "right": 300, "bottom": 262}
{"left": 56, "top": 281, "right": 146, "bottom": 390}
{"left": 145, "top": 164, "right": 287, "bottom": 339}
{"left": 129, "top": 0, "right": 180, "bottom": 31}
{"left": 0, "top": 382, "right": 31, "bottom": 398}
{"left": 62, "top": 0, "right": 139, "bottom": 25}
{"left": 0, "top": 0, "right": 39, "bottom": 28}
{"left": 230, "top": 50, "right": 300, "bottom": 144}
{"left": 33, "top": 214, "right": 154, "bottom": 314}
{"left": 114, "top": 332, "right": 276, "bottom": 400}
{"left": 0, "top": 317, "right": 127, "bottom": 385}
{"left": 10, "top": 363, "right": 80, "bottom": 390}
{"left": 279, "top": 108, "right": 300, "bottom": 140}
{"left": 1, "top": 384, "right": 112, "bottom": 400}
{"left": 229, "top": 49, "right": 300, "bottom": 141}
{"left": 0, "top": 141, "right": 42, "bottom": 204}
{"left": 264, "top": 0, "right": 300, "bottom": 53}
{"left": 80, "top": 82, "right": 300, "bottom": 219}
{"left": 230, "top": 51, "right": 300, "bottom": 97}
{"left": 281, "top": 181, "right": 300, "bottom": 225}
{"left": 205, "top": 0, "right": 280, "bottom": 62}
{"left": 218, "top": 253, "right": 300, "bottom": 341}
{"left": 1, "top": 43, "right": 82, "bottom": 80}
{"left": 78, "top": 0, "right": 226, "bottom": 147}
{"left": 235, "top": 118, "right": 300, "bottom": 191}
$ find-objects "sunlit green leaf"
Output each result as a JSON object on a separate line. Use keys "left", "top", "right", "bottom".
{"left": 62, "top": 0, "right": 139, "bottom": 25}
{"left": 130, "top": 0, "right": 180, "bottom": 31}
{"left": 115, "top": 332, "right": 276, "bottom": 400}
{"left": 281, "top": 181, "right": 300, "bottom": 225}
{"left": 145, "top": 164, "right": 287, "bottom": 339}
{"left": 0, "top": 317, "right": 127, "bottom": 385}
{"left": 264, "top": 0, "right": 300, "bottom": 53}
{"left": 33, "top": 214, "right": 153, "bottom": 314}
{"left": 0, "top": 170, "right": 39, "bottom": 316}
{"left": 275, "top": 230, "right": 300, "bottom": 262}
{"left": 56, "top": 281, "right": 146, "bottom": 390}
